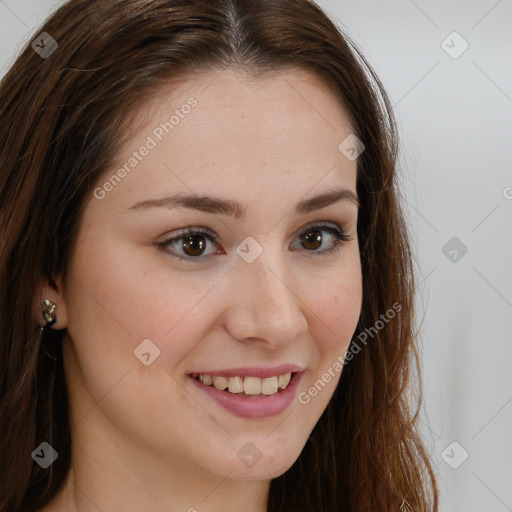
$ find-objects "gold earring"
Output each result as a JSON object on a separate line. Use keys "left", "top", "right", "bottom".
{"left": 41, "top": 299, "right": 57, "bottom": 327}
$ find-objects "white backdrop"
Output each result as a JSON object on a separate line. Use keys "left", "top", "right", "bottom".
{"left": 1, "top": 1, "right": 511, "bottom": 510}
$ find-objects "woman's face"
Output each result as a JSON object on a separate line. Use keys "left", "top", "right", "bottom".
{"left": 57, "top": 67, "right": 362, "bottom": 484}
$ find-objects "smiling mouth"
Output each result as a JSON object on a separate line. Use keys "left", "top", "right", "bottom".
{"left": 189, "top": 372, "right": 294, "bottom": 397}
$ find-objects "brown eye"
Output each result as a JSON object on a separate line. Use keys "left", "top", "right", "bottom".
{"left": 158, "top": 223, "right": 350, "bottom": 263}
{"left": 300, "top": 229, "right": 323, "bottom": 250}
{"left": 182, "top": 234, "right": 207, "bottom": 257}
{"left": 291, "top": 223, "right": 351, "bottom": 255}
{"left": 157, "top": 227, "right": 220, "bottom": 262}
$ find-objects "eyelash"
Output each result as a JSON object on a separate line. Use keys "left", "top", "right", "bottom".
{"left": 156, "top": 222, "right": 352, "bottom": 263}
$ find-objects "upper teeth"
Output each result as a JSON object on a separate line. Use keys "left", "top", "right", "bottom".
{"left": 194, "top": 373, "right": 292, "bottom": 395}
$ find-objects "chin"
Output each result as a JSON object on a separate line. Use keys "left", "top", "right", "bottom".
{"left": 202, "top": 437, "right": 305, "bottom": 481}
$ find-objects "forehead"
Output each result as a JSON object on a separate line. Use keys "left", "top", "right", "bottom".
{"left": 130, "top": 66, "right": 351, "bottom": 124}
{"left": 102, "top": 67, "right": 357, "bottom": 208}
{"left": 125, "top": 66, "right": 353, "bottom": 151}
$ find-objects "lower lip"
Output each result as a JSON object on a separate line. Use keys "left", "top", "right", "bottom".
{"left": 190, "top": 372, "right": 303, "bottom": 419}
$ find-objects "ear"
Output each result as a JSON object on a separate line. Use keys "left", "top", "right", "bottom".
{"left": 34, "top": 275, "right": 68, "bottom": 330}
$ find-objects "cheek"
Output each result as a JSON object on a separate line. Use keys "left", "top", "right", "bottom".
{"left": 64, "top": 233, "right": 222, "bottom": 377}
{"left": 305, "top": 265, "right": 363, "bottom": 346}
{"left": 296, "top": 262, "right": 362, "bottom": 404}
{"left": 62, "top": 240, "right": 214, "bottom": 447}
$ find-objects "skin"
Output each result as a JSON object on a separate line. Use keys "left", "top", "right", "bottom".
{"left": 39, "top": 67, "right": 363, "bottom": 512}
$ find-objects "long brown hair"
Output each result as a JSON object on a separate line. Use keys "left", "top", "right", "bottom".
{"left": 0, "top": 0, "right": 437, "bottom": 510}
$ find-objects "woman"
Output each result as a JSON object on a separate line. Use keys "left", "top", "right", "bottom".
{"left": 0, "top": 0, "right": 438, "bottom": 510}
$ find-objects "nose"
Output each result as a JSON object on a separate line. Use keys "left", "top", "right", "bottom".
{"left": 222, "top": 247, "right": 308, "bottom": 349}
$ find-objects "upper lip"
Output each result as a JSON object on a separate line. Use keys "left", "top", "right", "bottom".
{"left": 189, "top": 364, "right": 305, "bottom": 379}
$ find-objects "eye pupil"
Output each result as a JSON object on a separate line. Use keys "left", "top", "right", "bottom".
{"left": 301, "top": 229, "right": 322, "bottom": 250}
{"left": 183, "top": 235, "right": 206, "bottom": 256}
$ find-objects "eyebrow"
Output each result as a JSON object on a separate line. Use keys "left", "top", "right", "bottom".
{"left": 128, "top": 186, "right": 360, "bottom": 219}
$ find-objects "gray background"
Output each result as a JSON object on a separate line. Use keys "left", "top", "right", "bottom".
{"left": 1, "top": 1, "right": 511, "bottom": 510}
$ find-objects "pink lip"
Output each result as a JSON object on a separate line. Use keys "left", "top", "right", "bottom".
{"left": 189, "top": 364, "right": 304, "bottom": 379}
{"left": 189, "top": 370, "right": 304, "bottom": 419}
